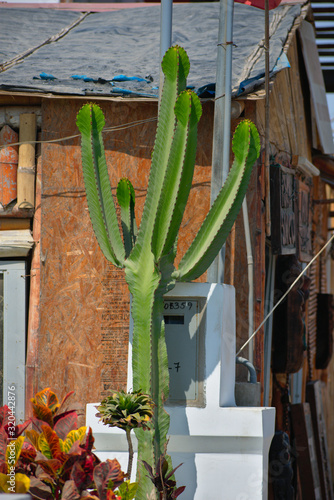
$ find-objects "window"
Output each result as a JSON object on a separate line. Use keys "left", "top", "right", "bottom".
{"left": 0, "top": 261, "right": 26, "bottom": 423}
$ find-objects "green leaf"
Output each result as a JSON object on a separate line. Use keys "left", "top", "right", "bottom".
{"left": 115, "top": 480, "right": 138, "bottom": 500}
{"left": 116, "top": 178, "right": 137, "bottom": 258}
{"left": 62, "top": 426, "right": 87, "bottom": 453}
{"left": 76, "top": 103, "right": 125, "bottom": 267}
{"left": 176, "top": 119, "right": 260, "bottom": 281}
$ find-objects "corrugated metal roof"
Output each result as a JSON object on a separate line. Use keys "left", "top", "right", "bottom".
{"left": 311, "top": 0, "right": 334, "bottom": 91}
{"left": 0, "top": 2, "right": 302, "bottom": 98}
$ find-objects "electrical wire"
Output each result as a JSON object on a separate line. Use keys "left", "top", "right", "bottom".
{"left": 0, "top": 116, "right": 157, "bottom": 150}
{"left": 236, "top": 231, "right": 334, "bottom": 356}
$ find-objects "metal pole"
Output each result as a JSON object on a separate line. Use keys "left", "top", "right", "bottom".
{"left": 159, "top": 0, "right": 173, "bottom": 105}
{"left": 207, "top": 0, "right": 234, "bottom": 284}
{"left": 265, "top": 0, "right": 271, "bottom": 236}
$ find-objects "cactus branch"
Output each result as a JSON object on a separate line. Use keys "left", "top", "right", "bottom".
{"left": 76, "top": 104, "right": 125, "bottom": 267}
{"left": 175, "top": 120, "right": 260, "bottom": 282}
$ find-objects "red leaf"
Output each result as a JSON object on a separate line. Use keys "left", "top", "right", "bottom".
{"left": 93, "top": 460, "right": 125, "bottom": 500}
{"left": 70, "top": 457, "right": 94, "bottom": 492}
{"left": 61, "top": 480, "right": 80, "bottom": 500}
{"left": 57, "top": 391, "right": 75, "bottom": 414}
{"left": 0, "top": 406, "right": 10, "bottom": 428}
{"left": 53, "top": 411, "right": 78, "bottom": 440}
{"left": 235, "top": 0, "right": 282, "bottom": 10}
{"left": 15, "top": 419, "right": 32, "bottom": 437}
{"left": 4, "top": 419, "right": 31, "bottom": 439}
{"left": 0, "top": 462, "right": 7, "bottom": 474}
{"left": 29, "top": 476, "right": 53, "bottom": 500}
{"left": 82, "top": 427, "right": 95, "bottom": 453}
{"left": 59, "top": 454, "right": 83, "bottom": 482}
{"left": 174, "top": 486, "right": 186, "bottom": 498}
{"left": 19, "top": 447, "right": 37, "bottom": 464}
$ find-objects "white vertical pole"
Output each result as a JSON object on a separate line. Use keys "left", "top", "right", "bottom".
{"left": 208, "top": 0, "right": 234, "bottom": 284}
{"left": 159, "top": 0, "right": 173, "bottom": 105}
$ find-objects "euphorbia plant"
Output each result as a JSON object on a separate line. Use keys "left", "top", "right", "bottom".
{"left": 76, "top": 44, "right": 260, "bottom": 498}
{"left": 96, "top": 390, "right": 154, "bottom": 479}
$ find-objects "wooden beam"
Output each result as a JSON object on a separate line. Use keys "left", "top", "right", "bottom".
{"left": 0, "top": 219, "right": 30, "bottom": 230}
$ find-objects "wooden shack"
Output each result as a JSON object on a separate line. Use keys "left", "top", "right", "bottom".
{"left": 0, "top": 0, "right": 333, "bottom": 494}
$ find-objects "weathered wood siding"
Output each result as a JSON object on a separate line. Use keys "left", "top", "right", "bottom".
{"left": 256, "top": 38, "right": 311, "bottom": 160}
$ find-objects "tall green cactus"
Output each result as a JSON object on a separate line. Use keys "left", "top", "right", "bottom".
{"left": 76, "top": 45, "right": 260, "bottom": 499}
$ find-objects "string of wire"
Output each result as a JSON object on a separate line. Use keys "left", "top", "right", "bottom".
{"left": 236, "top": 231, "right": 334, "bottom": 356}
{"left": 0, "top": 116, "right": 157, "bottom": 150}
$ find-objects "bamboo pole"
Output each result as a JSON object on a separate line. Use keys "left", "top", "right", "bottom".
{"left": 17, "top": 113, "right": 36, "bottom": 209}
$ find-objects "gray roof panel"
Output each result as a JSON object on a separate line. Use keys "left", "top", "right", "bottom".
{"left": 0, "top": 3, "right": 302, "bottom": 97}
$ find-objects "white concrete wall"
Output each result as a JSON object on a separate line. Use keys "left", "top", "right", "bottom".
{"left": 86, "top": 283, "right": 275, "bottom": 499}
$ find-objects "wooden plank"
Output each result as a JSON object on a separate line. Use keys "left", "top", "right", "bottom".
{"left": 25, "top": 153, "right": 42, "bottom": 417}
{"left": 286, "top": 42, "right": 310, "bottom": 158}
{"left": 291, "top": 403, "right": 322, "bottom": 500}
{"left": 268, "top": 84, "right": 285, "bottom": 153}
{"left": 306, "top": 381, "right": 334, "bottom": 500}
{"left": 0, "top": 218, "right": 30, "bottom": 230}
{"left": 281, "top": 68, "right": 298, "bottom": 153}
{"left": 271, "top": 80, "right": 290, "bottom": 154}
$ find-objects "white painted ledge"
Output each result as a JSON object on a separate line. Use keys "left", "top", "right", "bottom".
{"left": 86, "top": 405, "right": 275, "bottom": 500}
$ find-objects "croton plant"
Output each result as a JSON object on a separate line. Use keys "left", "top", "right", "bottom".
{"left": 0, "top": 388, "right": 137, "bottom": 500}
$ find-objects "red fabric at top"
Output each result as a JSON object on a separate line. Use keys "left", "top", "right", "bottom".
{"left": 234, "top": 0, "right": 282, "bottom": 10}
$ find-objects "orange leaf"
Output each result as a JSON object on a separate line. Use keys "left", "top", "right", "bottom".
{"left": 25, "top": 429, "right": 40, "bottom": 451}
{"left": 31, "top": 388, "right": 60, "bottom": 415}
{"left": 31, "top": 404, "right": 54, "bottom": 428}
{"left": 42, "top": 425, "right": 67, "bottom": 463}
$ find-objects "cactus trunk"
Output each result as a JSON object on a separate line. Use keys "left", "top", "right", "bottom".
{"left": 125, "top": 249, "right": 174, "bottom": 498}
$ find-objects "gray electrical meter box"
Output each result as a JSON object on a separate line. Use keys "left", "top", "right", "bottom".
{"left": 163, "top": 296, "right": 205, "bottom": 407}
{"left": 128, "top": 282, "right": 236, "bottom": 409}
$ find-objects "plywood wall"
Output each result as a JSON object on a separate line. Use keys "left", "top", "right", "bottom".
{"left": 36, "top": 98, "right": 214, "bottom": 410}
